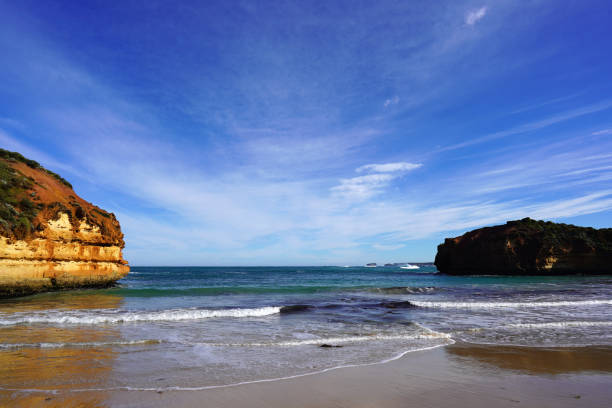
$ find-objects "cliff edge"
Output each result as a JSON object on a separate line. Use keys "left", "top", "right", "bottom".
{"left": 435, "top": 218, "right": 612, "bottom": 275}
{"left": 0, "top": 149, "right": 129, "bottom": 297}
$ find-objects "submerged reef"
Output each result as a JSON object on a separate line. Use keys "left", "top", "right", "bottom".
{"left": 0, "top": 149, "right": 129, "bottom": 297}
{"left": 435, "top": 218, "right": 612, "bottom": 275}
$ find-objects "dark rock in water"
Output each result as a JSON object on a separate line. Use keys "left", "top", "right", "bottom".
{"left": 280, "top": 304, "right": 313, "bottom": 314}
{"left": 379, "top": 301, "right": 415, "bottom": 309}
{"left": 319, "top": 344, "right": 343, "bottom": 348}
{"left": 435, "top": 218, "right": 612, "bottom": 275}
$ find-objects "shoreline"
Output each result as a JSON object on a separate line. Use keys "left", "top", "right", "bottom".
{"left": 3, "top": 342, "right": 611, "bottom": 407}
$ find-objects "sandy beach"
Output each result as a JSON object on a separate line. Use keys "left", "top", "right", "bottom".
{"left": 3, "top": 0, "right": 612, "bottom": 406}
{"left": 3, "top": 342, "right": 611, "bottom": 407}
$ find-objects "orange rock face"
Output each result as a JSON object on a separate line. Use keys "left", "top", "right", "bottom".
{"left": 0, "top": 151, "right": 129, "bottom": 297}
{"left": 435, "top": 218, "right": 612, "bottom": 275}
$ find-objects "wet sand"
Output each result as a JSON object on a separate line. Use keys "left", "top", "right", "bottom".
{"left": 3, "top": 342, "right": 611, "bottom": 407}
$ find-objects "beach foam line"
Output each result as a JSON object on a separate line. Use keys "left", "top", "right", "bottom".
{"left": 369, "top": 286, "right": 436, "bottom": 294}
{"left": 410, "top": 299, "right": 612, "bottom": 309}
{"left": 0, "top": 339, "right": 162, "bottom": 349}
{"left": 0, "top": 306, "right": 281, "bottom": 325}
{"left": 0, "top": 339, "right": 455, "bottom": 394}
{"left": 505, "top": 321, "right": 612, "bottom": 329}
{"left": 210, "top": 331, "right": 452, "bottom": 347}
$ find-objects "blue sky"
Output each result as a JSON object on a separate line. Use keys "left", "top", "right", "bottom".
{"left": 1, "top": 0, "right": 612, "bottom": 265}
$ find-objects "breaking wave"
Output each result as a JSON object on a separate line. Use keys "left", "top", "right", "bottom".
{"left": 0, "top": 339, "right": 162, "bottom": 349}
{"left": 505, "top": 321, "right": 612, "bottom": 329}
{"left": 369, "top": 286, "right": 436, "bottom": 295}
{"left": 210, "top": 331, "right": 452, "bottom": 347}
{"left": 0, "top": 306, "right": 281, "bottom": 326}
{"left": 410, "top": 299, "right": 612, "bottom": 309}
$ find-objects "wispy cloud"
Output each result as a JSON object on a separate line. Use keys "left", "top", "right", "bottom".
{"left": 592, "top": 129, "right": 612, "bottom": 136}
{"left": 0, "top": 128, "right": 73, "bottom": 172}
{"left": 332, "top": 162, "right": 422, "bottom": 200}
{"left": 440, "top": 100, "right": 612, "bottom": 152}
{"left": 0, "top": 117, "right": 25, "bottom": 131}
{"left": 331, "top": 173, "right": 397, "bottom": 200}
{"left": 356, "top": 162, "right": 422, "bottom": 173}
{"left": 3, "top": 0, "right": 612, "bottom": 265}
{"left": 465, "top": 6, "right": 488, "bottom": 25}
{"left": 384, "top": 95, "right": 400, "bottom": 107}
{"left": 373, "top": 243, "right": 405, "bottom": 251}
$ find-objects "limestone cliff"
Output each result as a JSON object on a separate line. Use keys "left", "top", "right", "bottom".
{"left": 435, "top": 218, "right": 612, "bottom": 275}
{"left": 0, "top": 149, "right": 129, "bottom": 297}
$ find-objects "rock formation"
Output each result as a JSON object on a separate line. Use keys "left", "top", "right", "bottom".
{"left": 0, "top": 149, "right": 129, "bottom": 297}
{"left": 435, "top": 218, "right": 612, "bottom": 275}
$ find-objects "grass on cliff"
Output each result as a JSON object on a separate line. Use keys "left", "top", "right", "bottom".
{"left": 508, "top": 218, "right": 612, "bottom": 251}
{"left": 0, "top": 148, "right": 73, "bottom": 189}
{"left": 0, "top": 161, "right": 39, "bottom": 239}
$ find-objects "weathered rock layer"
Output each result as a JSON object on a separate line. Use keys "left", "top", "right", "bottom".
{"left": 0, "top": 149, "right": 128, "bottom": 297}
{"left": 435, "top": 218, "right": 612, "bottom": 275}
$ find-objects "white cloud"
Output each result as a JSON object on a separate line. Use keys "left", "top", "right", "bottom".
{"left": 331, "top": 173, "right": 396, "bottom": 200}
{"left": 0, "top": 128, "right": 73, "bottom": 173}
{"left": 5, "top": 1, "right": 612, "bottom": 266}
{"left": 592, "top": 129, "right": 612, "bottom": 136}
{"left": 373, "top": 243, "right": 405, "bottom": 251}
{"left": 357, "top": 162, "right": 422, "bottom": 173}
{"left": 384, "top": 95, "right": 400, "bottom": 107}
{"left": 332, "top": 162, "right": 422, "bottom": 200}
{"left": 440, "top": 100, "right": 612, "bottom": 152}
{"left": 465, "top": 6, "right": 488, "bottom": 25}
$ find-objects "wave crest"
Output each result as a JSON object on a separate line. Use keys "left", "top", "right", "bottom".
{"left": 410, "top": 299, "right": 612, "bottom": 309}
{"left": 0, "top": 339, "right": 162, "bottom": 349}
{"left": 212, "top": 332, "right": 452, "bottom": 347}
{"left": 506, "top": 321, "right": 612, "bottom": 329}
{"left": 0, "top": 306, "right": 281, "bottom": 326}
{"left": 370, "top": 286, "right": 435, "bottom": 294}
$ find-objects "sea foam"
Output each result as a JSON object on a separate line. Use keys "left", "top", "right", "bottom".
{"left": 505, "top": 321, "right": 612, "bottom": 329}
{"left": 0, "top": 339, "right": 162, "bottom": 349}
{"left": 410, "top": 299, "right": 612, "bottom": 309}
{"left": 0, "top": 306, "right": 281, "bottom": 325}
{"left": 213, "top": 331, "right": 452, "bottom": 347}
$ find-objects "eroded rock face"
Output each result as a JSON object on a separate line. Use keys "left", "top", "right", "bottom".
{"left": 0, "top": 149, "right": 129, "bottom": 297}
{"left": 434, "top": 218, "right": 612, "bottom": 275}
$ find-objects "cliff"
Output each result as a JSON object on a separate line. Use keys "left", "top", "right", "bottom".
{"left": 435, "top": 218, "right": 612, "bottom": 275}
{"left": 0, "top": 149, "right": 129, "bottom": 297}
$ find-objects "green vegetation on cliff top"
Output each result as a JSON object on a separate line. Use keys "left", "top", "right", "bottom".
{"left": 0, "top": 148, "right": 74, "bottom": 240}
{"left": 0, "top": 148, "right": 72, "bottom": 189}
{"left": 0, "top": 160, "right": 38, "bottom": 239}
{"left": 0, "top": 148, "right": 121, "bottom": 243}
{"left": 505, "top": 218, "right": 612, "bottom": 251}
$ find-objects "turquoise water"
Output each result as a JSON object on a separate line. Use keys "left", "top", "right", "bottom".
{"left": 1, "top": 265, "right": 611, "bottom": 391}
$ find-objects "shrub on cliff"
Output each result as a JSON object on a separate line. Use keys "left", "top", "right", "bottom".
{"left": 0, "top": 161, "right": 38, "bottom": 239}
{"left": 435, "top": 218, "right": 612, "bottom": 275}
{"left": 0, "top": 148, "right": 72, "bottom": 189}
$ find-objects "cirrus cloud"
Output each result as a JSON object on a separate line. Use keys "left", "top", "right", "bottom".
{"left": 466, "top": 6, "right": 488, "bottom": 25}
{"left": 356, "top": 162, "right": 422, "bottom": 173}
{"left": 332, "top": 162, "right": 422, "bottom": 200}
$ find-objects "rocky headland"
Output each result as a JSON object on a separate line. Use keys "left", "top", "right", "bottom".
{"left": 435, "top": 218, "right": 612, "bottom": 275}
{"left": 0, "top": 149, "right": 128, "bottom": 297}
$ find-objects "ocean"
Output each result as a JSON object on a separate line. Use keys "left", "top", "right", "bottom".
{"left": 1, "top": 266, "right": 611, "bottom": 393}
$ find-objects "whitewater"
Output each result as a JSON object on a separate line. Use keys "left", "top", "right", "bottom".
{"left": 1, "top": 265, "right": 611, "bottom": 391}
